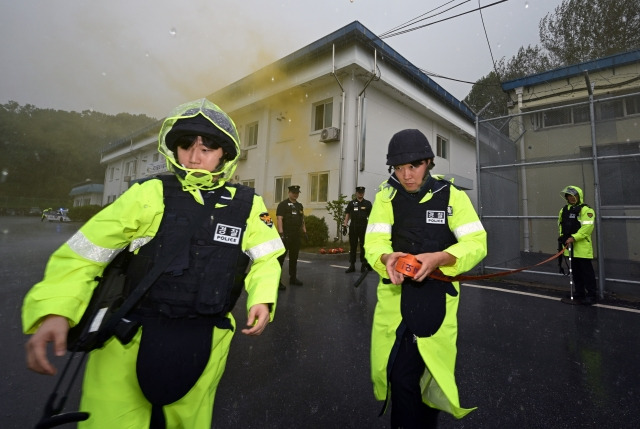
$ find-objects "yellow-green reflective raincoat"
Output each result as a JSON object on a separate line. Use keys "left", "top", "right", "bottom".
{"left": 364, "top": 175, "right": 487, "bottom": 419}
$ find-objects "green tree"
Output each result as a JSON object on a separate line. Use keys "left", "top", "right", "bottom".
{"left": 540, "top": 0, "right": 640, "bottom": 66}
{"left": 0, "top": 101, "right": 157, "bottom": 204}
{"left": 325, "top": 194, "right": 349, "bottom": 242}
{"left": 465, "top": 0, "right": 640, "bottom": 119}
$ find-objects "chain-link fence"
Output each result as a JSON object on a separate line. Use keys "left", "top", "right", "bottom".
{"left": 476, "top": 91, "right": 640, "bottom": 300}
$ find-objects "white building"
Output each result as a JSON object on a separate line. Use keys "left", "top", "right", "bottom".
{"left": 101, "top": 21, "right": 477, "bottom": 219}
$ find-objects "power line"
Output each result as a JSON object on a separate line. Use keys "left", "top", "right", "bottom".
{"left": 378, "top": 0, "right": 471, "bottom": 39}
{"left": 380, "top": 0, "right": 510, "bottom": 39}
{"left": 377, "top": 0, "right": 512, "bottom": 92}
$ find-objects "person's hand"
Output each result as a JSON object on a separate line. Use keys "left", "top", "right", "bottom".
{"left": 341, "top": 225, "right": 348, "bottom": 236}
{"left": 381, "top": 252, "right": 407, "bottom": 285}
{"left": 25, "top": 315, "right": 69, "bottom": 375}
{"left": 565, "top": 236, "right": 575, "bottom": 245}
{"left": 412, "top": 251, "right": 456, "bottom": 282}
{"left": 241, "top": 303, "right": 270, "bottom": 336}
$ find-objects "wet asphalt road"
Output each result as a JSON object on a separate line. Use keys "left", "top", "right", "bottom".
{"left": 1, "top": 215, "right": 639, "bottom": 429}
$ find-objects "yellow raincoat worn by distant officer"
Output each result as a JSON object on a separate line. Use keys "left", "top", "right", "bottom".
{"left": 22, "top": 99, "right": 285, "bottom": 428}
{"left": 558, "top": 185, "right": 595, "bottom": 259}
{"left": 365, "top": 174, "right": 487, "bottom": 419}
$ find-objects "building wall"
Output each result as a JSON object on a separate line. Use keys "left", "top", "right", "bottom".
{"left": 100, "top": 38, "right": 478, "bottom": 228}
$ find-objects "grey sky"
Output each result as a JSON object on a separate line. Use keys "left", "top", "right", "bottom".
{"left": 0, "top": 0, "right": 562, "bottom": 118}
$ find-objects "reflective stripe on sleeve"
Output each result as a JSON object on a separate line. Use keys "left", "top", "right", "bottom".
{"left": 452, "top": 220, "right": 485, "bottom": 241}
{"left": 366, "top": 223, "right": 392, "bottom": 234}
{"left": 245, "top": 237, "right": 285, "bottom": 261}
{"left": 130, "top": 236, "right": 153, "bottom": 252}
{"left": 67, "top": 231, "right": 123, "bottom": 263}
{"left": 581, "top": 220, "right": 594, "bottom": 225}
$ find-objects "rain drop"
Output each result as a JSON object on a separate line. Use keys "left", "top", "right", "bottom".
{"left": 621, "top": 15, "right": 627, "bottom": 23}
{"left": 524, "top": 2, "right": 529, "bottom": 9}
{"left": 169, "top": 27, "right": 177, "bottom": 37}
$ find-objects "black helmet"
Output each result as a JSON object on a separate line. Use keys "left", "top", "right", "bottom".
{"left": 165, "top": 113, "right": 237, "bottom": 159}
{"left": 386, "top": 129, "right": 435, "bottom": 165}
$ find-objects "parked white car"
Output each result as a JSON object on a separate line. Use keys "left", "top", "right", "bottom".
{"left": 42, "top": 209, "right": 71, "bottom": 222}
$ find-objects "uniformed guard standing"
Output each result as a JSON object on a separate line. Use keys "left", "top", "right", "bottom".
{"left": 277, "top": 185, "right": 306, "bottom": 288}
{"left": 343, "top": 186, "right": 372, "bottom": 273}
{"left": 365, "top": 129, "right": 487, "bottom": 428}
{"left": 558, "top": 185, "right": 597, "bottom": 305}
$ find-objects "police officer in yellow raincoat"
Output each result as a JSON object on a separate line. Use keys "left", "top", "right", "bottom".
{"left": 22, "top": 99, "right": 285, "bottom": 428}
{"left": 558, "top": 185, "right": 597, "bottom": 304}
{"left": 365, "top": 129, "right": 487, "bottom": 428}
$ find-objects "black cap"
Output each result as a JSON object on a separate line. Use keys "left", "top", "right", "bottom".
{"left": 356, "top": 186, "right": 365, "bottom": 192}
{"left": 166, "top": 114, "right": 237, "bottom": 159}
{"left": 288, "top": 185, "right": 301, "bottom": 193}
{"left": 386, "top": 129, "right": 434, "bottom": 166}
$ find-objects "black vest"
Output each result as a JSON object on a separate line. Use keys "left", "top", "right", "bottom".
{"left": 560, "top": 203, "right": 585, "bottom": 238}
{"left": 391, "top": 177, "right": 457, "bottom": 254}
{"left": 127, "top": 176, "right": 253, "bottom": 318}
{"left": 390, "top": 176, "right": 459, "bottom": 338}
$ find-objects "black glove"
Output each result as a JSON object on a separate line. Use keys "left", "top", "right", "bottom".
{"left": 341, "top": 225, "right": 348, "bottom": 236}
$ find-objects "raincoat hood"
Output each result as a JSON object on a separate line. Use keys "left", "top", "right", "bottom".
{"left": 158, "top": 99, "right": 240, "bottom": 197}
{"left": 560, "top": 185, "right": 584, "bottom": 205}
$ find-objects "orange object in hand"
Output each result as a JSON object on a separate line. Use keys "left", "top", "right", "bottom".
{"left": 395, "top": 254, "right": 422, "bottom": 278}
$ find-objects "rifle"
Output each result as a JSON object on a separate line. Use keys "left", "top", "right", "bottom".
{"left": 353, "top": 266, "right": 372, "bottom": 288}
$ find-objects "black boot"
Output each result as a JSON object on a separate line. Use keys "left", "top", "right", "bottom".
{"left": 345, "top": 264, "right": 355, "bottom": 273}
{"left": 290, "top": 277, "right": 303, "bottom": 286}
{"left": 278, "top": 282, "right": 286, "bottom": 290}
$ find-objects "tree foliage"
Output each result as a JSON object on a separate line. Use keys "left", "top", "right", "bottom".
{"left": 540, "top": 0, "right": 640, "bottom": 66}
{"left": 465, "top": 0, "right": 640, "bottom": 119}
{"left": 0, "top": 102, "right": 157, "bottom": 202}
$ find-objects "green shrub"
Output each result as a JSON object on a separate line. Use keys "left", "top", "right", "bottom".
{"left": 304, "top": 215, "right": 329, "bottom": 246}
{"left": 69, "top": 205, "right": 103, "bottom": 222}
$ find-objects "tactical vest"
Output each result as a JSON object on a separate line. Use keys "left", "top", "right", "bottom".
{"left": 560, "top": 203, "right": 586, "bottom": 238}
{"left": 127, "top": 176, "right": 253, "bottom": 319}
{"left": 391, "top": 176, "right": 459, "bottom": 338}
{"left": 391, "top": 178, "right": 457, "bottom": 254}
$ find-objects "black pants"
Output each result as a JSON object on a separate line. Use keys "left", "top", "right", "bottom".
{"left": 390, "top": 329, "right": 440, "bottom": 429}
{"left": 278, "top": 232, "right": 301, "bottom": 278}
{"left": 572, "top": 257, "right": 597, "bottom": 297}
{"left": 348, "top": 224, "right": 366, "bottom": 264}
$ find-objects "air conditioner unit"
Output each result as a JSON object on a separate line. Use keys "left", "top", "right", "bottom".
{"left": 319, "top": 127, "right": 340, "bottom": 143}
{"left": 238, "top": 149, "right": 248, "bottom": 160}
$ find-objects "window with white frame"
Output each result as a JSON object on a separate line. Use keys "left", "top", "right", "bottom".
{"left": 309, "top": 172, "right": 329, "bottom": 203}
{"left": 108, "top": 167, "right": 114, "bottom": 182}
{"left": 246, "top": 122, "right": 259, "bottom": 147}
{"left": 124, "top": 160, "right": 137, "bottom": 177}
{"left": 436, "top": 135, "right": 449, "bottom": 160}
{"left": 275, "top": 176, "right": 292, "bottom": 203}
{"left": 313, "top": 99, "right": 333, "bottom": 131}
{"left": 241, "top": 179, "right": 255, "bottom": 189}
